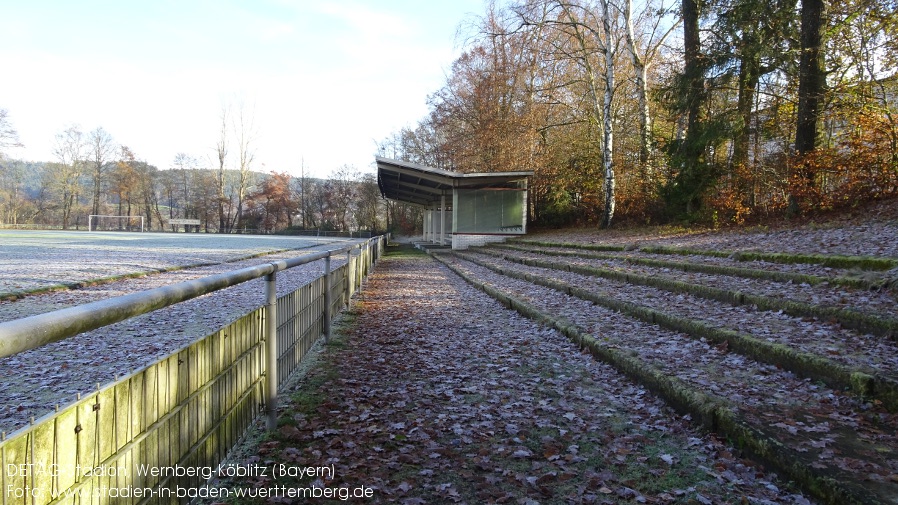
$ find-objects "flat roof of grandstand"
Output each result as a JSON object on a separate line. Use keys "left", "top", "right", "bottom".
{"left": 375, "top": 156, "right": 533, "bottom": 206}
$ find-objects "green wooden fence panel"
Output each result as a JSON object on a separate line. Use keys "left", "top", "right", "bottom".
{"left": 1, "top": 237, "right": 383, "bottom": 504}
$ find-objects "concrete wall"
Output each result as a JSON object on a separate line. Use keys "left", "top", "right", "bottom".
{"left": 452, "top": 234, "right": 511, "bottom": 250}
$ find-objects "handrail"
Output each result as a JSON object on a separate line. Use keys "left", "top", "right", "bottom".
{"left": 0, "top": 241, "right": 367, "bottom": 359}
{"left": 0, "top": 234, "right": 385, "bottom": 505}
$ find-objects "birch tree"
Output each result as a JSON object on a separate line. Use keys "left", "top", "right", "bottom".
{"left": 622, "top": 0, "right": 679, "bottom": 173}
{"left": 539, "top": 0, "right": 623, "bottom": 228}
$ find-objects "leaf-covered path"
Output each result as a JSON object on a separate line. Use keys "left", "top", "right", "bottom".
{"left": 217, "top": 246, "right": 811, "bottom": 504}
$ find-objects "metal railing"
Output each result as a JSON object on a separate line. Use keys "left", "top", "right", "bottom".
{"left": 0, "top": 235, "right": 386, "bottom": 505}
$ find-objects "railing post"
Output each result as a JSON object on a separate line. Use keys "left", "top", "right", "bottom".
{"left": 345, "top": 249, "right": 352, "bottom": 306}
{"left": 361, "top": 244, "right": 367, "bottom": 279}
{"left": 265, "top": 271, "right": 278, "bottom": 430}
{"left": 355, "top": 247, "right": 361, "bottom": 294}
{"left": 324, "top": 254, "right": 332, "bottom": 344}
{"left": 355, "top": 246, "right": 360, "bottom": 291}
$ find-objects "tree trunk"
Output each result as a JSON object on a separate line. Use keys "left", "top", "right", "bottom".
{"left": 217, "top": 169, "right": 226, "bottom": 232}
{"left": 216, "top": 106, "right": 229, "bottom": 233}
{"left": 92, "top": 171, "right": 102, "bottom": 217}
{"left": 600, "top": 0, "right": 616, "bottom": 229}
{"left": 789, "top": 0, "right": 826, "bottom": 215}
{"left": 117, "top": 194, "right": 123, "bottom": 228}
{"left": 680, "top": 0, "right": 704, "bottom": 214}
{"left": 795, "top": 0, "right": 826, "bottom": 156}
{"left": 683, "top": 0, "right": 702, "bottom": 140}
{"left": 732, "top": 50, "right": 759, "bottom": 171}
{"left": 624, "top": 0, "right": 652, "bottom": 168}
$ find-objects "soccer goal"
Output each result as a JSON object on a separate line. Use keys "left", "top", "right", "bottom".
{"left": 88, "top": 215, "right": 145, "bottom": 232}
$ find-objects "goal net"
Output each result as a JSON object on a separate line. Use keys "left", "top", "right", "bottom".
{"left": 88, "top": 215, "right": 145, "bottom": 232}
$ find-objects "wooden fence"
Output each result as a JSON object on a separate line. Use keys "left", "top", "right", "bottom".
{"left": 0, "top": 237, "right": 384, "bottom": 505}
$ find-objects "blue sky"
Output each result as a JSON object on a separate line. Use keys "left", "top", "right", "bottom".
{"left": 0, "top": 0, "right": 484, "bottom": 178}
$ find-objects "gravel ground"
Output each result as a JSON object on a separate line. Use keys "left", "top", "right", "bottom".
{"left": 0, "top": 235, "right": 360, "bottom": 435}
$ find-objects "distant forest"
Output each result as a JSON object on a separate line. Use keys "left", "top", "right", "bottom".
{"left": 0, "top": 152, "right": 422, "bottom": 234}
{"left": 3, "top": 0, "right": 897, "bottom": 232}
{"left": 0, "top": 122, "right": 421, "bottom": 235}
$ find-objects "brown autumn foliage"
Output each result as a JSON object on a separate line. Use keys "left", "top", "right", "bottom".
{"left": 704, "top": 111, "right": 898, "bottom": 226}
{"left": 375, "top": 0, "right": 898, "bottom": 230}
{"left": 244, "top": 171, "right": 297, "bottom": 233}
{"left": 788, "top": 114, "right": 898, "bottom": 212}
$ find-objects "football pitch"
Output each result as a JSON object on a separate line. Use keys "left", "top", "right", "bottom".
{"left": 0, "top": 230, "right": 348, "bottom": 297}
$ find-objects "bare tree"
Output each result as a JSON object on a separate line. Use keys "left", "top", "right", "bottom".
{"left": 172, "top": 153, "right": 199, "bottom": 230}
{"left": 508, "top": 0, "right": 624, "bottom": 227}
{"left": 231, "top": 100, "right": 257, "bottom": 231}
{"left": 0, "top": 108, "right": 23, "bottom": 154}
{"left": 297, "top": 158, "right": 309, "bottom": 229}
{"left": 0, "top": 109, "right": 24, "bottom": 225}
{"left": 0, "top": 160, "right": 29, "bottom": 225}
{"left": 136, "top": 160, "right": 162, "bottom": 230}
{"left": 87, "top": 127, "right": 115, "bottom": 217}
{"left": 51, "top": 125, "right": 87, "bottom": 229}
{"left": 354, "top": 173, "right": 383, "bottom": 233}
{"left": 193, "top": 169, "right": 219, "bottom": 232}
{"left": 328, "top": 165, "right": 359, "bottom": 231}
{"left": 215, "top": 104, "right": 229, "bottom": 232}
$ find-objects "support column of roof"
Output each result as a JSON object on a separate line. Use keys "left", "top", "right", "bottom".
{"left": 440, "top": 194, "right": 446, "bottom": 245}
